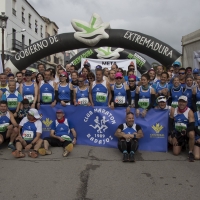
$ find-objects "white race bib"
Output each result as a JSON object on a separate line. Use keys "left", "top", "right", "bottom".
{"left": 175, "top": 123, "right": 187, "bottom": 132}
{"left": 24, "top": 95, "right": 34, "bottom": 103}
{"left": 7, "top": 98, "right": 18, "bottom": 108}
{"left": 138, "top": 98, "right": 149, "bottom": 109}
{"left": 0, "top": 123, "right": 9, "bottom": 132}
{"left": 96, "top": 92, "right": 107, "bottom": 103}
{"left": 115, "top": 96, "right": 125, "bottom": 104}
{"left": 171, "top": 101, "right": 178, "bottom": 108}
{"left": 42, "top": 93, "right": 52, "bottom": 103}
{"left": 22, "top": 130, "right": 34, "bottom": 140}
{"left": 78, "top": 98, "right": 89, "bottom": 105}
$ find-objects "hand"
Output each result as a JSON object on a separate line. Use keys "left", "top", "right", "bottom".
{"left": 59, "top": 137, "right": 65, "bottom": 142}
{"left": 87, "top": 102, "right": 91, "bottom": 106}
{"left": 13, "top": 113, "right": 17, "bottom": 118}
{"left": 31, "top": 103, "right": 35, "bottom": 109}
{"left": 141, "top": 109, "right": 147, "bottom": 118}
{"left": 61, "top": 101, "right": 66, "bottom": 106}
{"left": 172, "top": 137, "right": 178, "bottom": 146}
{"left": 25, "top": 143, "right": 32, "bottom": 150}
{"left": 90, "top": 103, "right": 94, "bottom": 107}
{"left": 74, "top": 102, "right": 78, "bottom": 106}
{"left": 136, "top": 109, "right": 140, "bottom": 117}
{"left": 109, "top": 103, "right": 114, "bottom": 110}
{"left": 72, "top": 138, "right": 76, "bottom": 145}
{"left": 123, "top": 134, "right": 131, "bottom": 139}
{"left": 51, "top": 101, "right": 56, "bottom": 107}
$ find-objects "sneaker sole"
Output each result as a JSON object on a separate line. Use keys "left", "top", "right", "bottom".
{"left": 38, "top": 148, "right": 46, "bottom": 156}
{"left": 62, "top": 151, "right": 70, "bottom": 157}
{"left": 65, "top": 143, "right": 73, "bottom": 152}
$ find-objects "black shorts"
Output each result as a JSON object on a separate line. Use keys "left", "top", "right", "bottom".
{"left": 195, "top": 142, "right": 200, "bottom": 147}
{"left": 0, "top": 131, "right": 7, "bottom": 141}
{"left": 44, "top": 137, "right": 71, "bottom": 148}
{"left": 117, "top": 138, "right": 139, "bottom": 153}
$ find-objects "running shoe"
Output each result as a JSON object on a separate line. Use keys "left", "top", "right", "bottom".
{"left": 8, "top": 143, "right": 16, "bottom": 151}
{"left": 188, "top": 152, "right": 194, "bottom": 162}
{"left": 129, "top": 152, "right": 135, "bottom": 162}
{"left": 122, "top": 153, "right": 129, "bottom": 162}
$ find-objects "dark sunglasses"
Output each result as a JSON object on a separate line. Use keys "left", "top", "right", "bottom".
{"left": 60, "top": 75, "right": 66, "bottom": 77}
{"left": 115, "top": 77, "right": 122, "bottom": 79}
{"left": 25, "top": 74, "right": 32, "bottom": 77}
{"left": 179, "top": 72, "right": 185, "bottom": 75}
{"left": 128, "top": 80, "right": 135, "bottom": 82}
{"left": 87, "top": 77, "right": 93, "bottom": 80}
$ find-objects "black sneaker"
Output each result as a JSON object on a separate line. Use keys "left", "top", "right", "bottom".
{"left": 129, "top": 152, "right": 135, "bottom": 162}
{"left": 188, "top": 152, "right": 194, "bottom": 162}
{"left": 123, "top": 153, "right": 129, "bottom": 162}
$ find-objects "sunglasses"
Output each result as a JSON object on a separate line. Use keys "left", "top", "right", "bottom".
{"left": 25, "top": 74, "right": 32, "bottom": 76}
{"left": 128, "top": 80, "right": 135, "bottom": 82}
{"left": 60, "top": 75, "right": 66, "bottom": 77}
{"left": 87, "top": 77, "right": 93, "bottom": 80}
{"left": 179, "top": 73, "right": 185, "bottom": 75}
{"left": 115, "top": 77, "right": 122, "bottom": 79}
{"left": 78, "top": 80, "right": 84, "bottom": 83}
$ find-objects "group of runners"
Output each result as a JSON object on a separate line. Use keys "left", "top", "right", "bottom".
{"left": 0, "top": 60, "right": 200, "bottom": 162}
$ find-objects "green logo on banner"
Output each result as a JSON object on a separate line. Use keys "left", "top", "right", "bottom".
{"left": 95, "top": 47, "right": 124, "bottom": 59}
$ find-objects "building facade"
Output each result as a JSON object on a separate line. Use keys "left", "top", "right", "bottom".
{"left": 0, "top": 0, "right": 64, "bottom": 70}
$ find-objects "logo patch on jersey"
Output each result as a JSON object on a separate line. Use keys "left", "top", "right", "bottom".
{"left": 45, "top": 88, "right": 48, "bottom": 91}
{"left": 42, "top": 118, "right": 53, "bottom": 127}
{"left": 96, "top": 88, "right": 100, "bottom": 91}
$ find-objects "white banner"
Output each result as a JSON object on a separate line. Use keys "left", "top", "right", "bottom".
{"left": 0, "top": 55, "right": 3, "bottom": 73}
{"left": 81, "top": 58, "right": 137, "bottom": 75}
{"left": 194, "top": 51, "right": 200, "bottom": 69}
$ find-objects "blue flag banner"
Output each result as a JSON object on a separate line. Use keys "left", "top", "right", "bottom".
{"left": 39, "top": 105, "right": 169, "bottom": 152}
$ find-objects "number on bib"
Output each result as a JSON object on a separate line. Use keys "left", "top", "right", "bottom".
{"left": 138, "top": 98, "right": 149, "bottom": 109}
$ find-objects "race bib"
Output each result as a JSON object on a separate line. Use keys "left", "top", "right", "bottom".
{"left": 0, "top": 123, "right": 9, "bottom": 132}
{"left": 78, "top": 98, "right": 89, "bottom": 105}
{"left": 61, "top": 135, "right": 72, "bottom": 141}
{"left": 24, "top": 95, "right": 34, "bottom": 103}
{"left": 115, "top": 96, "right": 125, "bottom": 104}
{"left": 196, "top": 101, "right": 200, "bottom": 110}
{"left": 42, "top": 93, "right": 52, "bottom": 103}
{"left": 96, "top": 92, "right": 107, "bottom": 103}
{"left": 22, "top": 130, "right": 34, "bottom": 140}
{"left": 171, "top": 101, "right": 178, "bottom": 108}
{"left": 175, "top": 123, "right": 187, "bottom": 132}
{"left": 138, "top": 98, "right": 149, "bottom": 109}
{"left": 7, "top": 98, "right": 17, "bottom": 108}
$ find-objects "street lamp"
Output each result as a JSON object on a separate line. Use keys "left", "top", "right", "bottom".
{"left": 0, "top": 12, "right": 8, "bottom": 71}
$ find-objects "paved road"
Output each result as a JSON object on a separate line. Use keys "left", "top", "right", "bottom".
{"left": 0, "top": 144, "right": 200, "bottom": 200}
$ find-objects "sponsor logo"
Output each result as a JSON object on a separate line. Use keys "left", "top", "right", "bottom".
{"left": 42, "top": 118, "right": 53, "bottom": 127}
{"left": 84, "top": 108, "right": 116, "bottom": 145}
{"left": 95, "top": 47, "right": 124, "bottom": 59}
{"left": 150, "top": 123, "right": 164, "bottom": 138}
{"left": 71, "top": 13, "right": 110, "bottom": 46}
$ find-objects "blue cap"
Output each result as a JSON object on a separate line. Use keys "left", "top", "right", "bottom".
{"left": 193, "top": 68, "right": 199, "bottom": 74}
{"left": 173, "top": 61, "right": 181, "bottom": 66}
{"left": 56, "top": 109, "right": 64, "bottom": 113}
{"left": 96, "top": 65, "right": 102, "bottom": 69}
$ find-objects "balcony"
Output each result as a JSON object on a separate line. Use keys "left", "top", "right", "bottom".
{"left": 22, "top": 17, "right": 25, "bottom": 23}
{"left": 12, "top": 39, "right": 28, "bottom": 51}
{"left": 54, "top": 56, "right": 59, "bottom": 64}
{"left": 41, "top": 33, "right": 43, "bottom": 38}
{"left": 35, "top": 28, "right": 38, "bottom": 33}
{"left": 12, "top": 8, "right": 16, "bottom": 16}
{"left": 29, "top": 23, "right": 31, "bottom": 28}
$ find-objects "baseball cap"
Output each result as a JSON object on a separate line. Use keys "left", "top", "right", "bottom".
{"left": 173, "top": 61, "right": 181, "bottom": 67}
{"left": 193, "top": 68, "right": 199, "bottom": 74}
{"left": 96, "top": 65, "right": 102, "bottom": 69}
{"left": 128, "top": 75, "right": 136, "bottom": 80}
{"left": 115, "top": 72, "right": 123, "bottom": 78}
{"left": 25, "top": 70, "right": 33, "bottom": 76}
{"left": 157, "top": 96, "right": 167, "bottom": 103}
{"left": 28, "top": 108, "right": 41, "bottom": 119}
{"left": 56, "top": 109, "right": 64, "bottom": 113}
{"left": 84, "top": 60, "right": 91, "bottom": 67}
{"left": 7, "top": 73, "right": 14, "bottom": 77}
{"left": 178, "top": 95, "right": 187, "bottom": 102}
{"left": 60, "top": 72, "right": 68, "bottom": 77}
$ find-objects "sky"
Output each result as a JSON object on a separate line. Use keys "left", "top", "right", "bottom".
{"left": 28, "top": 0, "right": 200, "bottom": 53}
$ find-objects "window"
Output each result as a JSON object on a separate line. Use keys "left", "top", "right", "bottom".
{"left": 53, "top": 29, "right": 57, "bottom": 35}
{"left": 35, "top": 20, "right": 38, "bottom": 33}
{"left": 40, "top": 25, "right": 43, "bottom": 37}
{"left": 22, "top": 35, "right": 25, "bottom": 49}
{"left": 22, "top": 7, "right": 25, "bottom": 23}
{"left": 28, "top": 14, "right": 31, "bottom": 28}
{"left": 29, "top": 39, "right": 31, "bottom": 46}
{"left": 12, "top": 0, "right": 16, "bottom": 16}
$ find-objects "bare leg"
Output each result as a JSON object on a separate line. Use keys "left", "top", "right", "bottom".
{"left": 193, "top": 145, "right": 200, "bottom": 160}
{"left": 34, "top": 139, "right": 43, "bottom": 151}
{"left": 188, "top": 131, "right": 195, "bottom": 152}
{"left": 44, "top": 140, "right": 50, "bottom": 150}
{"left": 0, "top": 134, "right": 4, "bottom": 145}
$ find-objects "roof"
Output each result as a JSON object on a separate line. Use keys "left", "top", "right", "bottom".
{"left": 182, "top": 29, "right": 200, "bottom": 46}
{"left": 42, "top": 16, "right": 59, "bottom": 29}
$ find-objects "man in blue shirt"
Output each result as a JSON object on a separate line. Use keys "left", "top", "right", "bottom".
{"left": 12, "top": 108, "right": 43, "bottom": 158}
{"left": 115, "top": 112, "right": 143, "bottom": 162}
{"left": 39, "top": 109, "right": 77, "bottom": 157}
